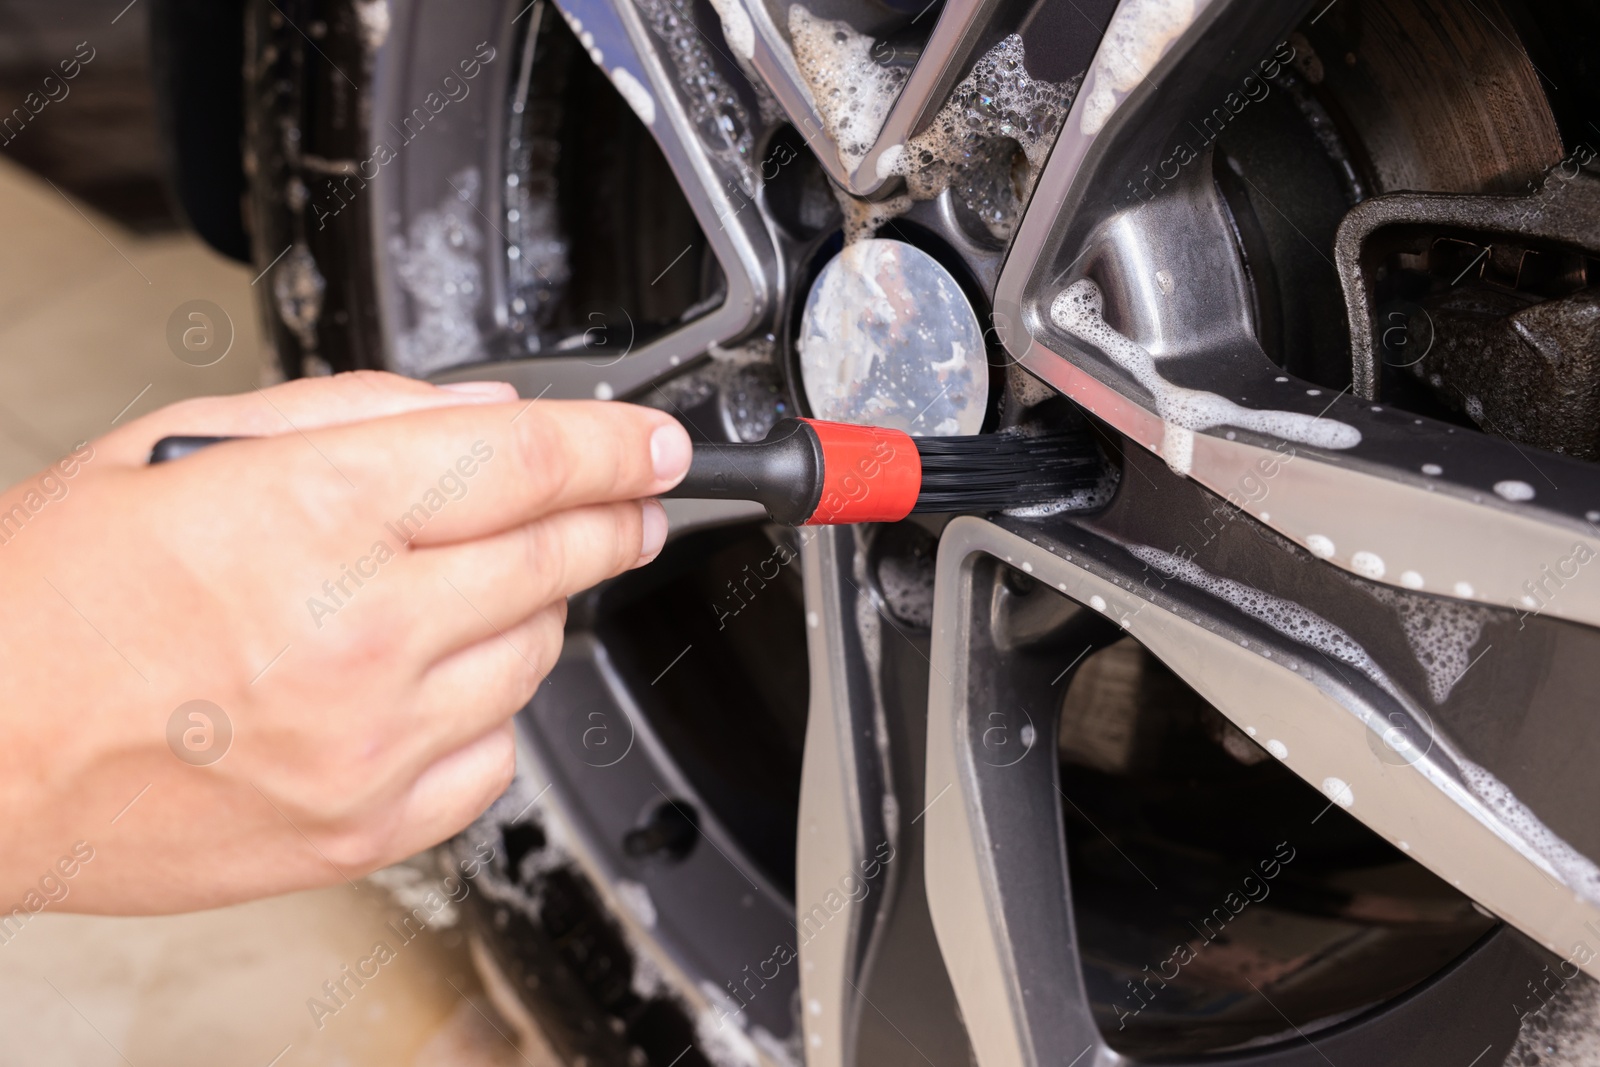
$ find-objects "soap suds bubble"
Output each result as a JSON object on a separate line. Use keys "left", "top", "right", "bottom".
{"left": 1004, "top": 464, "right": 1120, "bottom": 516}
{"left": 611, "top": 67, "right": 656, "bottom": 125}
{"left": 1307, "top": 534, "right": 1335, "bottom": 558}
{"left": 875, "top": 35, "right": 1081, "bottom": 239}
{"left": 1266, "top": 526, "right": 1491, "bottom": 707}
{"left": 789, "top": 7, "right": 907, "bottom": 171}
{"left": 615, "top": 878, "right": 657, "bottom": 927}
{"left": 1351, "top": 551, "right": 1385, "bottom": 579}
{"left": 831, "top": 186, "right": 913, "bottom": 245}
{"left": 1051, "top": 279, "right": 1361, "bottom": 473}
{"left": 1495, "top": 479, "right": 1536, "bottom": 502}
{"left": 1459, "top": 756, "right": 1600, "bottom": 907}
{"left": 1128, "top": 544, "right": 1404, "bottom": 704}
{"left": 1080, "top": 0, "right": 1196, "bottom": 135}
{"left": 636, "top": 0, "right": 755, "bottom": 184}
{"left": 393, "top": 168, "right": 485, "bottom": 376}
{"left": 1265, "top": 739, "right": 1288, "bottom": 759}
{"left": 1321, "top": 777, "right": 1353, "bottom": 808}
{"left": 1505, "top": 970, "right": 1600, "bottom": 1066}
{"left": 1363, "top": 584, "right": 1491, "bottom": 704}
{"left": 790, "top": 11, "right": 1078, "bottom": 240}
{"left": 707, "top": 0, "right": 755, "bottom": 58}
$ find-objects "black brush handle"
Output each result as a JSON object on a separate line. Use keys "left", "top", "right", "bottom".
{"left": 660, "top": 419, "right": 824, "bottom": 525}
{"left": 148, "top": 435, "right": 241, "bottom": 463}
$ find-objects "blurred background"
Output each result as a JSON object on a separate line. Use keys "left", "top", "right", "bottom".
{"left": 0, "top": 2, "right": 540, "bottom": 1062}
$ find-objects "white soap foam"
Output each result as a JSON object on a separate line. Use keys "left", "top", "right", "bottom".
{"left": 1264, "top": 526, "right": 1492, "bottom": 707}
{"left": 1306, "top": 534, "right": 1335, "bottom": 558}
{"left": 696, "top": 984, "right": 764, "bottom": 1067}
{"left": 791, "top": 15, "right": 1077, "bottom": 239}
{"left": 1128, "top": 544, "right": 1404, "bottom": 704}
{"left": 615, "top": 878, "right": 658, "bottom": 928}
{"left": 875, "top": 34, "right": 1080, "bottom": 238}
{"left": 830, "top": 185, "right": 913, "bottom": 245}
{"left": 1364, "top": 585, "right": 1491, "bottom": 704}
{"left": 1321, "top": 776, "right": 1354, "bottom": 808}
{"left": 789, "top": 7, "right": 907, "bottom": 171}
{"left": 392, "top": 168, "right": 485, "bottom": 376}
{"left": 611, "top": 67, "right": 657, "bottom": 126}
{"left": 1265, "top": 739, "right": 1288, "bottom": 759}
{"left": 1505, "top": 971, "right": 1600, "bottom": 1066}
{"left": 1495, "top": 479, "right": 1537, "bottom": 502}
{"left": 1051, "top": 280, "right": 1361, "bottom": 473}
{"left": 1080, "top": 0, "right": 1197, "bottom": 135}
{"left": 1003, "top": 463, "right": 1120, "bottom": 516}
{"left": 353, "top": 0, "right": 390, "bottom": 51}
{"left": 1351, "top": 551, "right": 1385, "bottom": 579}
{"left": 707, "top": 0, "right": 755, "bottom": 58}
{"left": 1459, "top": 756, "right": 1600, "bottom": 907}
{"left": 636, "top": 0, "right": 758, "bottom": 185}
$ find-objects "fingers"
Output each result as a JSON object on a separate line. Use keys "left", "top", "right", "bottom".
{"left": 398, "top": 500, "right": 665, "bottom": 653}
{"left": 307, "top": 399, "right": 691, "bottom": 545}
{"left": 412, "top": 604, "right": 566, "bottom": 754}
{"left": 383, "top": 722, "right": 518, "bottom": 865}
{"left": 98, "top": 372, "right": 518, "bottom": 466}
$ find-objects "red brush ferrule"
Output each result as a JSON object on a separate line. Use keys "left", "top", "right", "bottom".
{"left": 801, "top": 419, "right": 921, "bottom": 525}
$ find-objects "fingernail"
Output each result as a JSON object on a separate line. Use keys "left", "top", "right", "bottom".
{"left": 638, "top": 499, "right": 669, "bottom": 564}
{"left": 650, "top": 422, "right": 692, "bottom": 484}
{"left": 438, "top": 381, "right": 517, "bottom": 401}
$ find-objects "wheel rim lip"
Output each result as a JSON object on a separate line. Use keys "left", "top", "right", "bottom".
{"left": 517, "top": 624, "right": 804, "bottom": 1036}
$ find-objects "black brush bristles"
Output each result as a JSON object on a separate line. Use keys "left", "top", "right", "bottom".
{"left": 911, "top": 428, "right": 1103, "bottom": 513}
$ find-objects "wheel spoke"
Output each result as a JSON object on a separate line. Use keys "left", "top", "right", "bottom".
{"left": 394, "top": 0, "right": 779, "bottom": 399}
{"left": 997, "top": 0, "right": 1600, "bottom": 627}
{"left": 926, "top": 515, "right": 1564, "bottom": 1066}
{"left": 848, "top": 0, "right": 1002, "bottom": 195}
{"left": 796, "top": 525, "right": 973, "bottom": 1067}
{"left": 717, "top": 0, "right": 853, "bottom": 187}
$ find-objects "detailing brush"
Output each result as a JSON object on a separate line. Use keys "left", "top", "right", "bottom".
{"left": 147, "top": 417, "right": 1105, "bottom": 526}
{"left": 661, "top": 418, "right": 1103, "bottom": 525}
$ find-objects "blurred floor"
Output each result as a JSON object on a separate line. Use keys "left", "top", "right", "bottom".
{"left": 0, "top": 156, "right": 551, "bottom": 1066}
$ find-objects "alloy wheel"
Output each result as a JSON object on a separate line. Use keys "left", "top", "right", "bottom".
{"left": 245, "top": 0, "right": 1600, "bottom": 1064}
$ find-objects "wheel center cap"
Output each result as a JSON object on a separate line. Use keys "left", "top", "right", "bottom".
{"left": 797, "top": 238, "right": 987, "bottom": 436}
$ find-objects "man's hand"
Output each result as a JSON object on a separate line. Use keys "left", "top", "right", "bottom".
{"left": 0, "top": 371, "right": 690, "bottom": 913}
